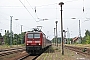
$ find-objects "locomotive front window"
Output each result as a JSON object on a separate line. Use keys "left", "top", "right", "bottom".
{"left": 28, "top": 34, "right": 33, "bottom": 38}
{"left": 34, "top": 34, "right": 40, "bottom": 38}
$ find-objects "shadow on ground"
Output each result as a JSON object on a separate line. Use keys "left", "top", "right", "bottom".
{"left": 44, "top": 46, "right": 55, "bottom": 53}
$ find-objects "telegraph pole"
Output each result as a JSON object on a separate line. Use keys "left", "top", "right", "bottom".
{"left": 55, "top": 21, "right": 58, "bottom": 47}
{"left": 59, "top": 2, "right": 64, "bottom": 55}
{"left": 10, "top": 16, "right": 13, "bottom": 47}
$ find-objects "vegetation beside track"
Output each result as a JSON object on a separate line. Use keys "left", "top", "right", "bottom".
{"left": 0, "top": 44, "right": 25, "bottom": 50}
{"left": 65, "top": 44, "right": 90, "bottom": 48}
{"left": 37, "top": 46, "right": 77, "bottom": 60}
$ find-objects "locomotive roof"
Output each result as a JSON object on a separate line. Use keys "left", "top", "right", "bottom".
{"left": 26, "top": 31, "right": 45, "bottom": 35}
{"left": 27, "top": 31, "right": 42, "bottom": 33}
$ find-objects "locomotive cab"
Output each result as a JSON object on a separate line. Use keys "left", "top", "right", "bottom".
{"left": 25, "top": 28, "right": 51, "bottom": 55}
{"left": 25, "top": 32, "right": 43, "bottom": 54}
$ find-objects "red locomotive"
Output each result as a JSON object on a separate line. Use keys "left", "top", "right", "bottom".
{"left": 25, "top": 28, "right": 51, "bottom": 54}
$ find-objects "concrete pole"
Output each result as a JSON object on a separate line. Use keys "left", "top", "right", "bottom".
{"left": 10, "top": 16, "right": 13, "bottom": 46}
{"left": 54, "top": 28, "right": 55, "bottom": 45}
{"left": 21, "top": 25, "right": 23, "bottom": 33}
{"left": 21, "top": 25, "right": 23, "bottom": 44}
{"left": 55, "top": 21, "right": 58, "bottom": 47}
{"left": 59, "top": 2, "right": 64, "bottom": 55}
{"left": 79, "top": 20, "right": 81, "bottom": 43}
{"left": 54, "top": 28, "right": 56, "bottom": 44}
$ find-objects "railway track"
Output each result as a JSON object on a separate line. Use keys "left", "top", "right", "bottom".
{"left": 18, "top": 54, "right": 40, "bottom": 60}
{"left": 65, "top": 45, "right": 90, "bottom": 57}
{"left": 17, "top": 46, "right": 50, "bottom": 60}
{"left": 17, "top": 49, "right": 45, "bottom": 60}
{"left": 0, "top": 47, "right": 25, "bottom": 57}
{"left": 0, "top": 45, "right": 50, "bottom": 60}
{"left": 10, "top": 50, "right": 43, "bottom": 60}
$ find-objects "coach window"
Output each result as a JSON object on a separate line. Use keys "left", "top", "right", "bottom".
{"left": 34, "top": 34, "right": 40, "bottom": 38}
{"left": 28, "top": 34, "right": 33, "bottom": 38}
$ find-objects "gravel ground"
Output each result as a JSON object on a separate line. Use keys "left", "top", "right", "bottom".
{"left": 0, "top": 45, "right": 90, "bottom": 60}
{"left": 0, "top": 51, "right": 27, "bottom": 60}
{"left": 37, "top": 45, "right": 90, "bottom": 60}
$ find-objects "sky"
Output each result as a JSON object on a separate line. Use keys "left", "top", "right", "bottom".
{"left": 0, "top": 0, "right": 90, "bottom": 40}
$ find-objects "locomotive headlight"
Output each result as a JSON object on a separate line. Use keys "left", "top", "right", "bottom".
{"left": 39, "top": 43, "right": 40, "bottom": 45}
{"left": 27, "top": 43, "right": 29, "bottom": 45}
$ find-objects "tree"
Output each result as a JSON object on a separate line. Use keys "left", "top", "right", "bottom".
{"left": 0, "top": 33, "right": 2, "bottom": 37}
{"left": 21, "top": 32, "right": 25, "bottom": 44}
{"left": 81, "top": 36, "right": 86, "bottom": 44}
{"left": 13, "top": 34, "right": 18, "bottom": 45}
{"left": 85, "top": 30, "right": 90, "bottom": 36}
{"left": 82, "top": 30, "right": 90, "bottom": 44}
{"left": 85, "top": 34, "right": 90, "bottom": 44}
{"left": 3, "top": 30, "right": 10, "bottom": 45}
{"left": 3, "top": 30, "right": 26, "bottom": 45}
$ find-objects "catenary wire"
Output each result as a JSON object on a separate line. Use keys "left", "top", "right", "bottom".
{"left": 19, "top": 0, "right": 37, "bottom": 22}
{"left": 25, "top": 0, "right": 39, "bottom": 19}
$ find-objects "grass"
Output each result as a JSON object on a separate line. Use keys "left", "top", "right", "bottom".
{"left": 0, "top": 44, "right": 25, "bottom": 50}
{"left": 66, "top": 44, "right": 90, "bottom": 47}
{"left": 44, "top": 46, "right": 55, "bottom": 53}
{"left": 43, "top": 53, "right": 49, "bottom": 60}
{"left": 0, "top": 45, "right": 10, "bottom": 50}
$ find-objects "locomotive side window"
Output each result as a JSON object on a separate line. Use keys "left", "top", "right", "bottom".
{"left": 34, "top": 34, "right": 40, "bottom": 38}
{"left": 28, "top": 34, "right": 33, "bottom": 38}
